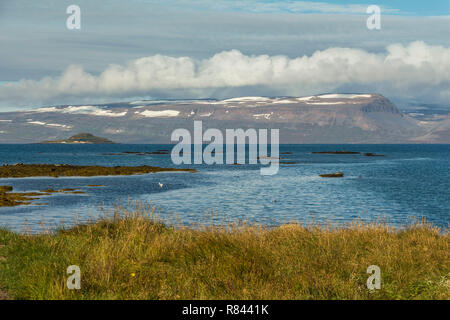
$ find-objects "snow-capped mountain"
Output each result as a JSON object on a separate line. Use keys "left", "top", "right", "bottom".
{"left": 0, "top": 94, "right": 446, "bottom": 143}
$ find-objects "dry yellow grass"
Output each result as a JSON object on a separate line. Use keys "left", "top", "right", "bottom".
{"left": 0, "top": 204, "right": 448, "bottom": 300}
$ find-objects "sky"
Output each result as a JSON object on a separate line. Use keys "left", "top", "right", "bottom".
{"left": 0, "top": 0, "right": 449, "bottom": 110}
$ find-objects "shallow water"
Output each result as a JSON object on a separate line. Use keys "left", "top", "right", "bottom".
{"left": 0, "top": 144, "right": 448, "bottom": 232}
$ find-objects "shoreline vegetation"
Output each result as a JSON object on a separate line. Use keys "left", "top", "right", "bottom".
{"left": 0, "top": 164, "right": 195, "bottom": 207}
{"left": 0, "top": 164, "right": 195, "bottom": 179}
{"left": 0, "top": 186, "right": 86, "bottom": 207}
{"left": 0, "top": 206, "right": 448, "bottom": 300}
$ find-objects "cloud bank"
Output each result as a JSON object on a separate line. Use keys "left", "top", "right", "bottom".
{"left": 1, "top": 41, "right": 449, "bottom": 108}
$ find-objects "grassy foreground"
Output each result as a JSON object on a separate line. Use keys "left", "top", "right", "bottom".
{"left": 0, "top": 207, "right": 448, "bottom": 300}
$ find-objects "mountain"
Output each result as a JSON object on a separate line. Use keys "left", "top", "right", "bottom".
{"left": 0, "top": 93, "right": 446, "bottom": 143}
{"left": 40, "top": 133, "right": 116, "bottom": 144}
{"left": 410, "top": 114, "right": 450, "bottom": 143}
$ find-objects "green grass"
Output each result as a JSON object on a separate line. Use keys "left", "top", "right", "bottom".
{"left": 0, "top": 205, "right": 448, "bottom": 300}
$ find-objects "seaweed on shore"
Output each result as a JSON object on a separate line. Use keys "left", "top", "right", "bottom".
{"left": 0, "top": 163, "right": 195, "bottom": 178}
{"left": 40, "top": 188, "right": 85, "bottom": 194}
{"left": 0, "top": 186, "right": 49, "bottom": 207}
{"left": 320, "top": 172, "right": 344, "bottom": 178}
{"left": 0, "top": 185, "right": 89, "bottom": 208}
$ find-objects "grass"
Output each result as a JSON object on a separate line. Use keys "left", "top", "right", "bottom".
{"left": 0, "top": 204, "right": 448, "bottom": 300}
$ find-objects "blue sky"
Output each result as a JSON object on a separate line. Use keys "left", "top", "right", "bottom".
{"left": 330, "top": 0, "right": 449, "bottom": 15}
{"left": 0, "top": 1, "right": 449, "bottom": 109}
{"left": 156, "top": 0, "right": 450, "bottom": 15}
{"left": 261, "top": 0, "right": 449, "bottom": 15}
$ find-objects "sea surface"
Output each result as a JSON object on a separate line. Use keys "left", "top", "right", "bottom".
{"left": 0, "top": 144, "right": 448, "bottom": 232}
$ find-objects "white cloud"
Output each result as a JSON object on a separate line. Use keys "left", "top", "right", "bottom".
{"left": 1, "top": 41, "right": 449, "bottom": 107}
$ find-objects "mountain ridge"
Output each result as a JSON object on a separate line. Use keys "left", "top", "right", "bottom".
{"left": 0, "top": 93, "right": 447, "bottom": 144}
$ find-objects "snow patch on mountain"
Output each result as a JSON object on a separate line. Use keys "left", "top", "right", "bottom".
{"left": 305, "top": 101, "right": 347, "bottom": 105}
{"left": 136, "top": 110, "right": 180, "bottom": 117}
{"left": 223, "top": 97, "right": 271, "bottom": 102}
{"left": 35, "top": 105, "right": 127, "bottom": 117}
{"left": 316, "top": 94, "right": 373, "bottom": 99}
{"left": 27, "top": 120, "right": 72, "bottom": 129}
{"left": 27, "top": 121, "right": 46, "bottom": 126}
{"left": 63, "top": 106, "right": 127, "bottom": 117}
{"left": 253, "top": 113, "right": 273, "bottom": 120}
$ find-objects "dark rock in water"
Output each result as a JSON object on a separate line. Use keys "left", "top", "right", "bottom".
{"left": 313, "top": 151, "right": 360, "bottom": 155}
{"left": 103, "top": 150, "right": 170, "bottom": 156}
{"left": 40, "top": 188, "right": 84, "bottom": 194}
{"left": 40, "top": 189, "right": 58, "bottom": 193}
{"left": 146, "top": 151, "right": 170, "bottom": 155}
{"left": 257, "top": 156, "right": 281, "bottom": 160}
{"left": 0, "top": 185, "right": 13, "bottom": 193}
{"left": 320, "top": 172, "right": 344, "bottom": 178}
{"left": 364, "top": 153, "right": 385, "bottom": 157}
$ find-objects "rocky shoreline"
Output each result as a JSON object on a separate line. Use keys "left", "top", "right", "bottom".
{"left": 0, "top": 185, "right": 89, "bottom": 207}
{"left": 0, "top": 164, "right": 195, "bottom": 207}
{"left": 0, "top": 163, "right": 196, "bottom": 178}
{"left": 0, "top": 186, "right": 49, "bottom": 207}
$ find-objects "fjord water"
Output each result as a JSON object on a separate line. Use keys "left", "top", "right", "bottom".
{"left": 0, "top": 144, "right": 448, "bottom": 232}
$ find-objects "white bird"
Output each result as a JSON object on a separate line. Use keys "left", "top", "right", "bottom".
{"left": 158, "top": 182, "right": 164, "bottom": 188}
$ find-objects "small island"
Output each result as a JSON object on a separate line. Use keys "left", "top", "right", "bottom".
{"left": 40, "top": 133, "right": 116, "bottom": 144}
